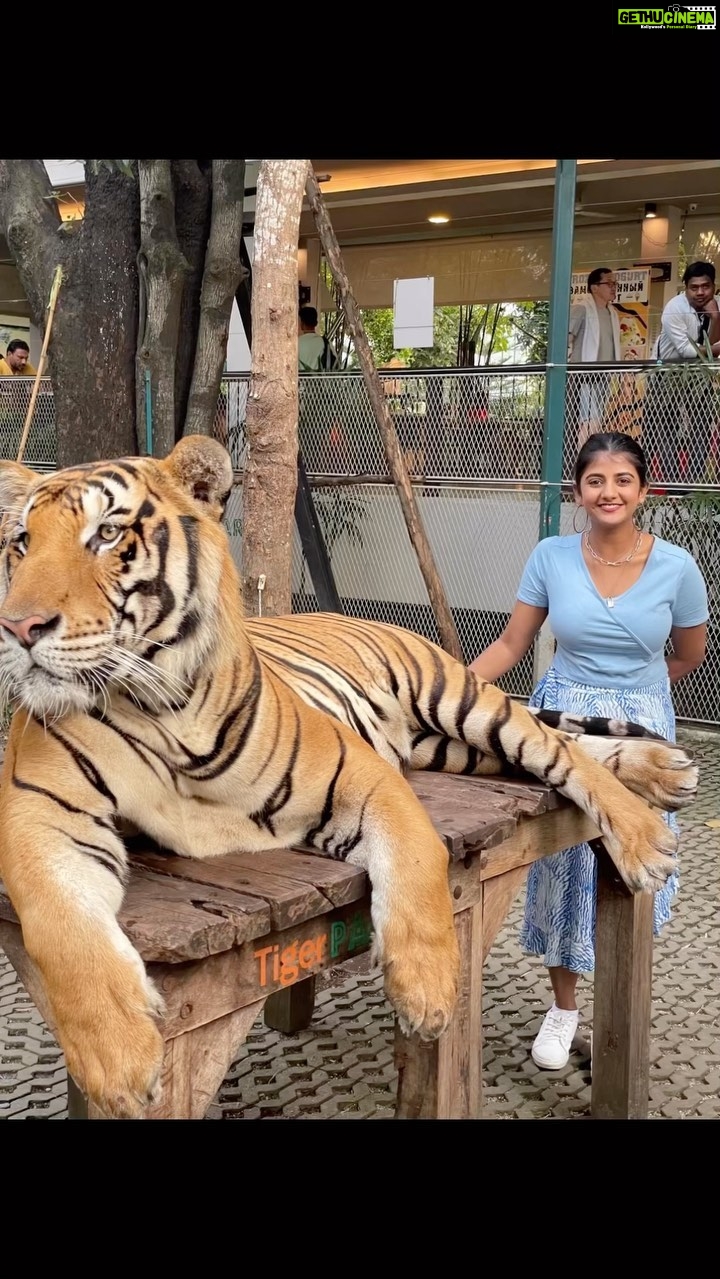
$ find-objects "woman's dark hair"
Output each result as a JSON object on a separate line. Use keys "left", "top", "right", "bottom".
{"left": 574, "top": 431, "right": 649, "bottom": 488}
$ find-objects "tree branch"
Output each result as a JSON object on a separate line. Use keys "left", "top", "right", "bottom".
{"left": 0, "top": 160, "right": 69, "bottom": 326}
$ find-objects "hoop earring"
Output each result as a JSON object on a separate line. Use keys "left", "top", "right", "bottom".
{"left": 572, "top": 507, "right": 588, "bottom": 533}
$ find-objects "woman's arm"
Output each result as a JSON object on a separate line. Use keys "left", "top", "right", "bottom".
{"left": 468, "top": 601, "right": 548, "bottom": 683}
{"left": 667, "top": 623, "right": 707, "bottom": 683}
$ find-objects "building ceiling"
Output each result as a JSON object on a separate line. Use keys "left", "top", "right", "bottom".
{"left": 1, "top": 160, "right": 717, "bottom": 320}
{"left": 300, "top": 158, "right": 720, "bottom": 244}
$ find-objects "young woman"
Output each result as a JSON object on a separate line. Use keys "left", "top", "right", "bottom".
{"left": 469, "top": 432, "right": 708, "bottom": 1070}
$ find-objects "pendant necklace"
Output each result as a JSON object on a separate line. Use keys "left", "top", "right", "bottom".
{"left": 583, "top": 530, "right": 643, "bottom": 609}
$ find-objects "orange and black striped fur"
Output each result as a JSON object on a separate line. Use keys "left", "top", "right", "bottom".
{"left": 0, "top": 438, "right": 697, "bottom": 1117}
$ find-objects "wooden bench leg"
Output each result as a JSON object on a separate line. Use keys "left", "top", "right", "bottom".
{"left": 394, "top": 900, "right": 483, "bottom": 1119}
{"left": 67, "top": 1075, "right": 89, "bottom": 1119}
{"left": 146, "top": 999, "right": 267, "bottom": 1119}
{"left": 264, "top": 975, "right": 316, "bottom": 1033}
{"left": 591, "top": 841, "right": 653, "bottom": 1120}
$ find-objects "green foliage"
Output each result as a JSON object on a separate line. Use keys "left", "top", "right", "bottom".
{"left": 639, "top": 490, "right": 719, "bottom": 717}
{"left": 689, "top": 327, "right": 718, "bottom": 364}
{"left": 352, "top": 305, "right": 513, "bottom": 369}
{"left": 640, "top": 490, "right": 720, "bottom": 592}
{"left": 511, "top": 301, "right": 550, "bottom": 364}
{"left": 358, "top": 308, "right": 413, "bottom": 366}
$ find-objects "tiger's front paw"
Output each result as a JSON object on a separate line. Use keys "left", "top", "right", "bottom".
{"left": 53, "top": 974, "right": 165, "bottom": 1119}
{"left": 382, "top": 926, "right": 460, "bottom": 1041}
{"left": 605, "top": 805, "right": 678, "bottom": 894}
{"left": 640, "top": 743, "right": 698, "bottom": 812}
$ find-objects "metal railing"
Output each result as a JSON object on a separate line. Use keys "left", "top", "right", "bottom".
{"left": 3, "top": 366, "right": 719, "bottom": 724}
{"left": 0, "top": 376, "right": 56, "bottom": 470}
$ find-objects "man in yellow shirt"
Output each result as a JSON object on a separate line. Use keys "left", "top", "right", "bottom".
{"left": 0, "top": 339, "right": 37, "bottom": 376}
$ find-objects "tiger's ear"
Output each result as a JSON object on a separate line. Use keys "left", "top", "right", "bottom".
{"left": 160, "top": 436, "right": 233, "bottom": 521}
{"left": 0, "top": 460, "right": 40, "bottom": 521}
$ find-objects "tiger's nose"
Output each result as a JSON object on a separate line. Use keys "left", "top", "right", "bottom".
{"left": 0, "top": 614, "right": 60, "bottom": 648}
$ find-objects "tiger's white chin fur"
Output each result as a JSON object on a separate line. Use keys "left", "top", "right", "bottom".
{"left": 11, "top": 670, "right": 93, "bottom": 721}
{"left": 1, "top": 658, "right": 94, "bottom": 720}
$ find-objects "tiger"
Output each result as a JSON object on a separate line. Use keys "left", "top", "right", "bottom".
{"left": 0, "top": 436, "right": 698, "bottom": 1119}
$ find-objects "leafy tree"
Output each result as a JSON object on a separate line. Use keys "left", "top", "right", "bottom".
{"left": 345, "top": 304, "right": 513, "bottom": 370}
{"left": 510, "top": 300, "right": 550, "bottom": 364}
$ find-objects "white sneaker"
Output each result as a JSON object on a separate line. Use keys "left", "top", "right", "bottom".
{"left": 531, "top": 1004, "right": 580, "bottom": 1070}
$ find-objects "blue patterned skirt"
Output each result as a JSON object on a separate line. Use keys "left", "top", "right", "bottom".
{"left": 520, "top": 666, "right": 679, "bottom": 973}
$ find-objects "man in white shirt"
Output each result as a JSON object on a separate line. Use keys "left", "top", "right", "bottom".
{"left": 567, "top": 267, "right": 623, "bottom": 446}
{"left": 651, "top": 261, "right": 720, "bottom": 485}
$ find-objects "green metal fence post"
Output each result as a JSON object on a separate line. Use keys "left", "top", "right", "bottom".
{"left": 144, "top": 370, "right": 153, "bottom": 456}
{"left": 539, "top": 159, "right": 577, "bottom": 540}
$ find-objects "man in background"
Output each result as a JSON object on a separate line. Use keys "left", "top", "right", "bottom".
{"left": 650, "top": 261, "right": 720, "bottom": 485}
{"left": 0, "top": 339, "right": 37, "bottom": 376}
{"left": 567, "top": 268, "right": 622, "bottom": 446}
{"left": 298, "top": 306, "right": 339, "bottom": 372}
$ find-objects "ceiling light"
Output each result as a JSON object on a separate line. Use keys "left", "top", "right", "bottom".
{"left": 428, "top": 213, "right": 450, "bottom": 224}
{"left": 644, "top": 202, "right": 657, "bottom": 219}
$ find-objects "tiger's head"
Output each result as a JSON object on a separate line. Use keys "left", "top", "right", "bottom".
{"left": 0, "top": 436, "right": 237, "bottom": 720}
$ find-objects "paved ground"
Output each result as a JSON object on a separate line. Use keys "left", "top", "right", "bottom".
{"left": 2, "top": 727, "right": 718, "bottom": 1121}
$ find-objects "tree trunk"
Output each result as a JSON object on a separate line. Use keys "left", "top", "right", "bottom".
{"left": 0, "top": 160, "right": 140, "bottom": 467}
{"left": 241, "top": 159, "right": 309, "bottom": 619}
{"left": 172, "top": 160, "right": 213, "bottom": 440}
{"left": 184, "top": 159, "right": 245, "bottom": 438}
{"left": 135, "top": 160, "right": 190, "bottom": 458}
{"left": 305, "top": 170, "right": 463, "bottom": 661}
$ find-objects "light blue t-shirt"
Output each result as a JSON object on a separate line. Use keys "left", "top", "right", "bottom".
{"left": 518, "top": 533, "right": 708, "bottom": 688}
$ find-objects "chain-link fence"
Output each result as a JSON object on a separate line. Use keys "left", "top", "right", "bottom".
{"left": 563, "top": 363, "right": 720, "bottom": 488}
{"left": 2, "top": 367, "right": 718, "bottom": 724}
{"left": 296, "top": 368, "right": 545, "bottom": 482}
{"left": 0, "top": 377, "right": 55, "bottom": 471}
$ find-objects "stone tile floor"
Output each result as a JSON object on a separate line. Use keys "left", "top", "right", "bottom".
{"left": 2, "top": 728, "right": 718, "bottom": 1120}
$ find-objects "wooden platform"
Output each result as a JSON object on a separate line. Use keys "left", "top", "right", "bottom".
{"left": 0, "top": 771, "right": 655, "bottom": 1120}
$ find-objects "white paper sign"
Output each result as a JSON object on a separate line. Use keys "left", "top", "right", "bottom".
{"left": 393, "top": 276, "right": 434, "bottom": 348}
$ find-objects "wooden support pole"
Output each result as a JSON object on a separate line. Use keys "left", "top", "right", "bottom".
{"left": 305, "top": 171, "right": 463, "bottom": 662}
{"left": 591, "top": 839, "right": 653, "bottom": 1120}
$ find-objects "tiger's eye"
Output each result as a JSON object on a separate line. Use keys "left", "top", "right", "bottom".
{"left": 98, "top": 523, "right": 119, "bottom": 541}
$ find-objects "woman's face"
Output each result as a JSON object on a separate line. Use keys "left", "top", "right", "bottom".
{"left": 575, "top": 451, "right": 648, "bottom": 529}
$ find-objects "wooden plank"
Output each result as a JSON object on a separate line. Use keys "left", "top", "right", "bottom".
{"left": 591, "top": 841, "right": 653, "bottom": 1121}
{"left": 151, "top": 895, "right": 374, "bottom": 1039}
{"left": 126, "top": 850, "right": 341, "bottom": 931}
{"left": 410, "top": 770, "right": 558, "bottom": 810}
{"left": 146, "top": 1000, "right": 266, "bottom": 1120}
{"left": 394, "top": 899, "right": 484, "bottom": 1119}
{"left": 480, "top": 807, "right": 599, "bottom": 880}
{"left": 129, "top": 844, "right": 366, "bottom": 900}
{"left": 0, "top": 919, "right": 57, "bottom": 1036}
{"left": 0, "top": 890, "right": 18, "bottom": 926}
{"left": 408, "top": 771, "right": 559, "bottom": 859}
{"left": 437, "top": 902, "right": 483, "bottom": 1118}
{"left": 481, "top": 866, "right": 529, "bottom": 961}
{"left": 119, "top": 868, "right": 272, "bottom": 962}
{"left": 408, "top": 775, "right": 521, "bottom": 857}
{"left": 180, "top": 847, "right": 368, "bottom": 904}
